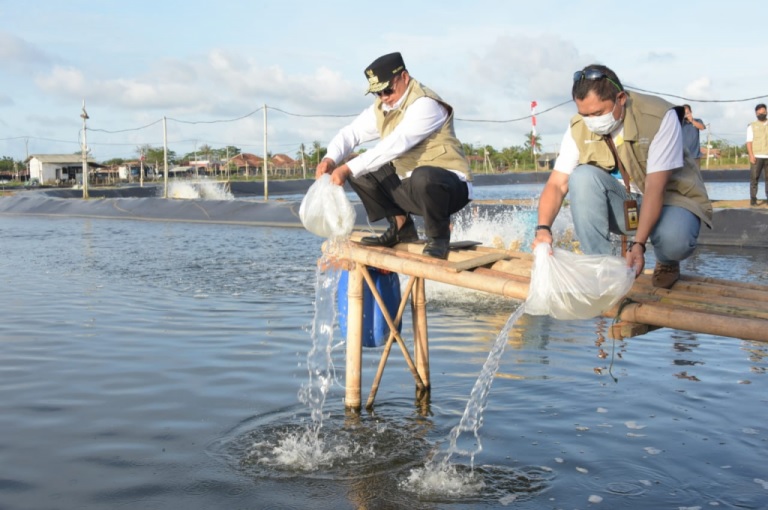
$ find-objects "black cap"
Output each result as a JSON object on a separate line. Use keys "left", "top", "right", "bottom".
{"left": 364, "top": 52, "right": 406, "bottom": 94}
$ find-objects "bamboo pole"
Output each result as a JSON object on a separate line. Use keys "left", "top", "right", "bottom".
{"left": 627, "top": 284, "right": 768, "bottom": 314}
{"left": 358, "top": 266, "right": 424, "bottom": 390}
{"left": 324, "top": 239, "right": 768, "bottom": 346}
{"left": 345, "top": 265, "right": 364, "bottom": 409}
{"left": 618, "top": 302, "right": 767, "bottom": 342}
{"left": 625, "top": 292, "right": 768, "bottom": 320}
{"left": 679, "top": 274, "right": 768, "bottom": 291}
{"left": 366, "top": 275, "right": 418, "bottom": 409}
{"left": 339, "top": 242, "right": 531, "bottom": 301}
{"left": 413, "top": 277, "right": 430, "bottom": 389}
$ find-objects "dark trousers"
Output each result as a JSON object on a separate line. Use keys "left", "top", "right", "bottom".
{"left": 348, "top": 163, "right": 470, "bottom": 239}
{"left": 750, "top": 158, "right": 768, "bottom": 200}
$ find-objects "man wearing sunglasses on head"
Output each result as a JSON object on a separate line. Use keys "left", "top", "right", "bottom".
{"left": 533, "top": 64, "right": 712, "bottom": 288}
{"left": 315, "top": 52, "right": 472, "bottom": 259}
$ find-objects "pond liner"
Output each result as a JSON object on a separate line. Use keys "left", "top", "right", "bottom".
{"left": 0, "top": 193, "right": 766, "bottom": 248}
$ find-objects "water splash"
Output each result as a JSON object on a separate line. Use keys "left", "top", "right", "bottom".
{"left": 258, "top": 239, "right": 346, "bottom": 471}
{"left": 403, "top": 304, "right": 527, "bottom": 497}
{"left": 167, "top": 180, "right": 234, "bottom": 200}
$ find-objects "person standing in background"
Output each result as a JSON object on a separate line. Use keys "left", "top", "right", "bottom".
{"left": 682, "top": 104, "right": 706, "bottom": 168}
{"left": 746, "top": 103, "right": 768, "bottom": 206}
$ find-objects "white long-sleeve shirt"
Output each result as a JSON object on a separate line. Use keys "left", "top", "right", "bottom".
{"left": 324, "top": 94, "right": 473, "bottom": 197}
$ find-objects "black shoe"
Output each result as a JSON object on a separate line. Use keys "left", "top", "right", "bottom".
{"left": 750, "top": 198, "right": 758, "bottom": 206}
{"left": 360, "top": 215, "right": 419, "bottom": 247}
{"left": 422, "top": 237, "right": 450, "bottom": 259}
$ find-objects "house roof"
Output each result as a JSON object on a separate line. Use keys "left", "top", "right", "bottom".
{"left": 229, "top": 153, "right": 264, "bottom": 166}
{"left": 28, "top": 154, "right": 95, "bottom": 164}
{"left": 271, "top": 153, "right": 297, "bottom": 167}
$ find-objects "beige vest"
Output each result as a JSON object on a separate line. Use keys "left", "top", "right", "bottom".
{"left": 749, "top": 121, "right": 768, "bottom": 155}
{"left": 373, "top": 79, "right": 471, "bottom": 179}
{"left": 570, "top": 91, "right": 712, "bottom": 228}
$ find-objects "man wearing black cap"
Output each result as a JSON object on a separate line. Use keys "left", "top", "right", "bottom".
{"left": 315, "top": 52, "right": 472, "bottom": 259}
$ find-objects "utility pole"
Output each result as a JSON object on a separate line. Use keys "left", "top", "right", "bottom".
{"left": 24, "top": 137, "right": 29, "bottom": 182}
{"left": 263, "top": 103, "right": 269, "bottom": 200}
{"left": 705, "top": 123, "right": 712, "bottom": 170}
{"left": 139, "top": 149, "right": 144, "bottom": 187}
{"left": 163, "top": 116, "right": 168, "bottom": 198}
{"left": 80, "top": 100, "right": 89, "bottom": 199}
{"left": 300, "top": 143, "right": 307, "bottom": 179}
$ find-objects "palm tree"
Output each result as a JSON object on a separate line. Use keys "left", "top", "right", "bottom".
{"left": 523, "top": 132, "right": 543, "bottom": 167}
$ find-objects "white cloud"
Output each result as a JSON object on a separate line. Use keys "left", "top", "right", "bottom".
{"left": 0, "top": 31, "right": 53, "bottom": 68}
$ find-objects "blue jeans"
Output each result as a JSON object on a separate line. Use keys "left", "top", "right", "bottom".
{"left": 568, "top": 164, "right": 701, "bottom": 264}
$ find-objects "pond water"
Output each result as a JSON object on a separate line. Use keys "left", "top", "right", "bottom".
{"left": 0, "top": 183, "right": 766, "bottom": 509}
{"left": 248, "top": 180, "right": 751, "bottom": 203}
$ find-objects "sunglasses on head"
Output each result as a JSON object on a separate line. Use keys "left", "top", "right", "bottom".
{"left": 573, "top": 69, "right": 622, "bottom": 92}
{"left": 573, "top": 69, "right": 608, "bottom": 82}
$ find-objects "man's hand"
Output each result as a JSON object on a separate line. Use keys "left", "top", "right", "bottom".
{"left": 315, "top": 157, "right": 336, "bottom": 179}
{"left": 330, "top": 165, "right": 352, "bottom": 186}
{"left": 626, "top": 242, "right": 646, "bottom": 276}
{"left": 532, "top": 228, "right": 553, "bottom": 252}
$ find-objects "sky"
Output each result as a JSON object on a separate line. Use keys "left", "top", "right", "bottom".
{"left": 1, "top": 0, "right": 766, "bottom": 164}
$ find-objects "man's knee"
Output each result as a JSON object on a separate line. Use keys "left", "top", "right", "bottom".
{"left": 653, "top": 226, "right": 697, "bottom": 261}
{"left": 569, "top": 165, "right": 609, "bottom": 196}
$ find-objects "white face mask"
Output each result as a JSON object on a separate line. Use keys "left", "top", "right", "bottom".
{"left": 583, "top": 100, "right": 623, "bottom": 136}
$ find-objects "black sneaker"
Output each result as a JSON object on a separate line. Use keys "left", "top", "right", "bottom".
{"left": 750, "top": 198, "right": 758, "bottom": 206}
{"left": 360, "top": 215, "right": 419, "bottom": 247}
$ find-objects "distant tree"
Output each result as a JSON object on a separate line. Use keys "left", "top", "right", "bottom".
{"left": 523, "top": 131, "right": 542, "bottom": 159}
{"left": 136, "top": 144, "right": 153, "bottom": 160}
{"left": 221, "top": 145, "right": 241, "bottom": 159}
{"left": 102, "top": 158, "right": 126, "bottom": 166}
{"left": 0, "top": 156, "right": 16, "bottom": 172}
{"left": 309, "top": 141, "right": 327, "bottom": 166}
{"left": 296, "top": 144, "right": 307, "bottom": 165}
{"left": 199, "top": 144, "right": 213, "bottom": 163}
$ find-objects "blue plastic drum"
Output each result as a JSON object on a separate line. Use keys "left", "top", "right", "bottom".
{"left": 337, "top": 268, "right": 402, "bottom": 348}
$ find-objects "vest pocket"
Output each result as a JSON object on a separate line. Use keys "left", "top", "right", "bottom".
{"left": 417, "top": 144, "right": 447, "bottom": 161}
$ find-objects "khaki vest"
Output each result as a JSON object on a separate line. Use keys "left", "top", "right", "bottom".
{"left": 570, "top": 91, "right": 712, "bottom": 228}
{"left": 373, "top": 79, "right": 471, "bottom": 179}
{"left": 749, "top": 121, "right": 768, "bottom": 155}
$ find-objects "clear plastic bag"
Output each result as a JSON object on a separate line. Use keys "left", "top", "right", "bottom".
{"left": 525, "top": 244, "right": 635, "bottom": 320}
{"left": 299, "top": 174, "right": 356, "bottom": 238}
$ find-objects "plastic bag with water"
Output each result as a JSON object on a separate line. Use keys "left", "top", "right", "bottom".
{"left": 299, "top": 174, "right": 356, "bottom": 238}
{"left": 525, "top": 244, "right": 635, "bottom": 320}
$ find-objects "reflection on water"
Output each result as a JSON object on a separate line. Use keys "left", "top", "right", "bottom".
{"left": 0, "top": 211, "right": 766, "bottom": 509}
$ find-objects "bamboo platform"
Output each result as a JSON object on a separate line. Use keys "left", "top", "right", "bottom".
{"left": 324, "top": 232, "right": 768, "bottom": 410}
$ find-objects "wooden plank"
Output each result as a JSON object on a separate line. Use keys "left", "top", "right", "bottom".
{"left": 447, "top": 252, "right": 510, "bottom": 272}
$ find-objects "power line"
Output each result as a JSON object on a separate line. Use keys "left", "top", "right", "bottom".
{"left": 456, "top": 99, "right": 574, "bottom": 123}
{"left": 267, "top": 106, "right": 357, "bottom": 118}
{"left": 88, "top": 118, "right": 163, "bottom": 133}
{"left": 5, "top": 87, "right": 763, "bottom": 160}
{"left": 167, "top": 107, "right": 264, "bottom": 124}
{"left": 625, "top": 86, "right": 768, "bottom": 104}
